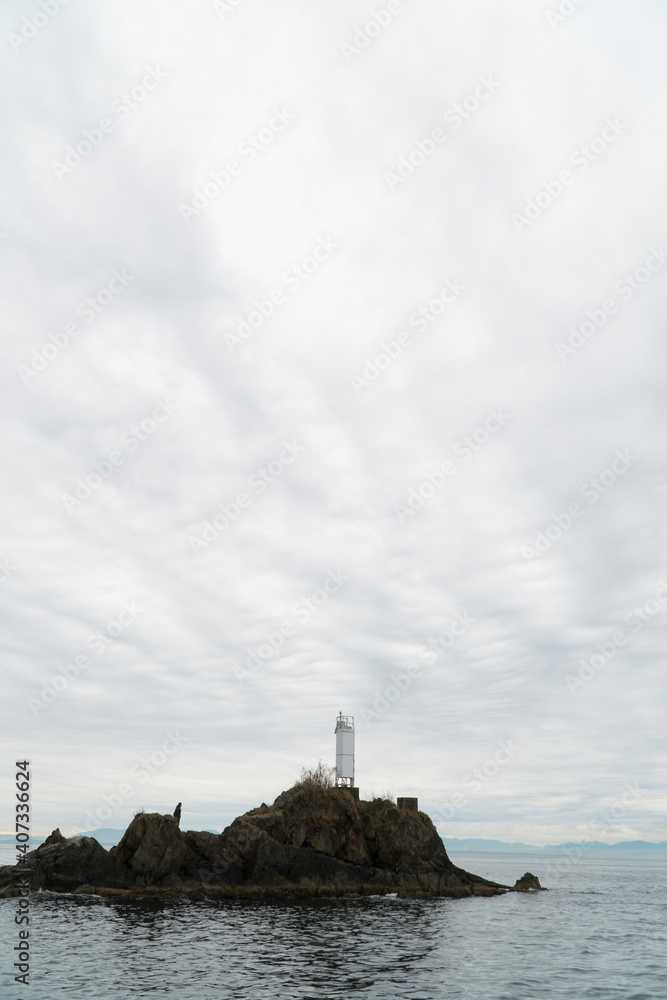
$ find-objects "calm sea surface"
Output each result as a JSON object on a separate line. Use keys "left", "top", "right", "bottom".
{"left": 1, "top": 849, "right": 665, "bottom": 999}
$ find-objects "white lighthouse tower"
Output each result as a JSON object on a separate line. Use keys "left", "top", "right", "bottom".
{"left": 334, "top": 712, "right": 355, "bottom": 787}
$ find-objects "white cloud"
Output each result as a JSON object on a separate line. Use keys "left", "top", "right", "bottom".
{"left": 1, "top": 0, "right": 666, "bottom": 845}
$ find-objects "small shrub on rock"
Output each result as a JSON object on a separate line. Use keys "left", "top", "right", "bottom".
{"left": 297, "top": 761, "right": 336, "bottom": 789}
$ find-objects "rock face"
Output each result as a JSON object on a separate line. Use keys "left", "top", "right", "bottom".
{"left": 14, "top": 834, "right": 130, "bottom": 894}
{"left": 0, "top": 786, "right": 539, "bottom": 898}
{"left": 511, "top": 872, "right": 545, "bottom": 891}
{"left": 42, "top": 828, "right": 67, "bottom": 847}
{"left": 111, "top": 812, "right": 201, "bottom": 887}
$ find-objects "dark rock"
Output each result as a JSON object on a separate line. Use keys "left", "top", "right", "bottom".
{"left": 0, "top": 787, "right": 543, "bottom": 898}
{"left": 41, "top": 828, "right": 67, "bottom": 848}
{"left": 357, "top": 796, "right": 449, "bottom": 873}
{"left": 221, "top": 786, "right": 509, "bottom": 895}
{"left": 257, "top": 784, "right": 373, "bottom": 865}
{"left": 511, "top": 872, "right": 545, "bottom": 891}
{"left": 112, "top": 812, "right": 201, "bottom": 887}
{"left": 0, "top": 835, "right": 130, "bottom": 894}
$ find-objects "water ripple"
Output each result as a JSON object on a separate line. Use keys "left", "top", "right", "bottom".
{"left": 1, "top": 855, "right": 666, "bottom": 999}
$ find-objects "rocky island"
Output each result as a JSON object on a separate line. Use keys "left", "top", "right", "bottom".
{"left": 0, "top": 784, "right": 543, "bottom": 899}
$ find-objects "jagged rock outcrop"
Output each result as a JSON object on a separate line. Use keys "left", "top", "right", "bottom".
{"left": 111, "top": 812, "right": 201, "bottom": 887}
{"left": 42, "top": 828, "right": 67, "bottom": 847}
{"left": 358, "top": 796, "right": 449, "bottom": 871}
{"left": 6, "top": 834, "right": 130, "bottom": 894}
{"left": 0, "top": 786, "right": 543, "bottom": 898}
{"left": 262, "top": 784, "right": 373, "bottom": 865}
{"left": 511, "top": 872, "right": 545, "bottom": 891}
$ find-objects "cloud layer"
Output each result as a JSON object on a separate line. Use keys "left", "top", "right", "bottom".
{"left": 1, "top": 0, "right": 666, "bottom": 845}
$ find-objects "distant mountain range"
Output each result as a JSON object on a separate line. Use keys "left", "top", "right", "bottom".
{"left": 445, "top": 838, "right": 667, "bottom": 859}
{"left": 0, "top": 830, "right": 121, "bottom": 847}
{"left": 1, "top": 827, "right": 220, "bottom": 848}
{"left": 2, "top": 831, "right": 666, "bottom": 859}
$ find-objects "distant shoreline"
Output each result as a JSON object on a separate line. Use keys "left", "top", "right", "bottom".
{"left": 446, "top": 838, "right": 667, "bottom": 860}
{"left": 2, "top": 831, "right": 667, "bottom": 860}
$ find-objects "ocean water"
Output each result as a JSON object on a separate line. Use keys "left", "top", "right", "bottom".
{"left": 1, "top": 851, "right": 665, "bottom": 999}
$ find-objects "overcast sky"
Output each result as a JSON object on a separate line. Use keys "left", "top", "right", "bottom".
{"left": 1, "top": 0, "right": 666, "bottom": 847}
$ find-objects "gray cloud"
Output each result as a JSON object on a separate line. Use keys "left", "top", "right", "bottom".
{"left": 1, "top": 0, "right": 666, "bottom": 846}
